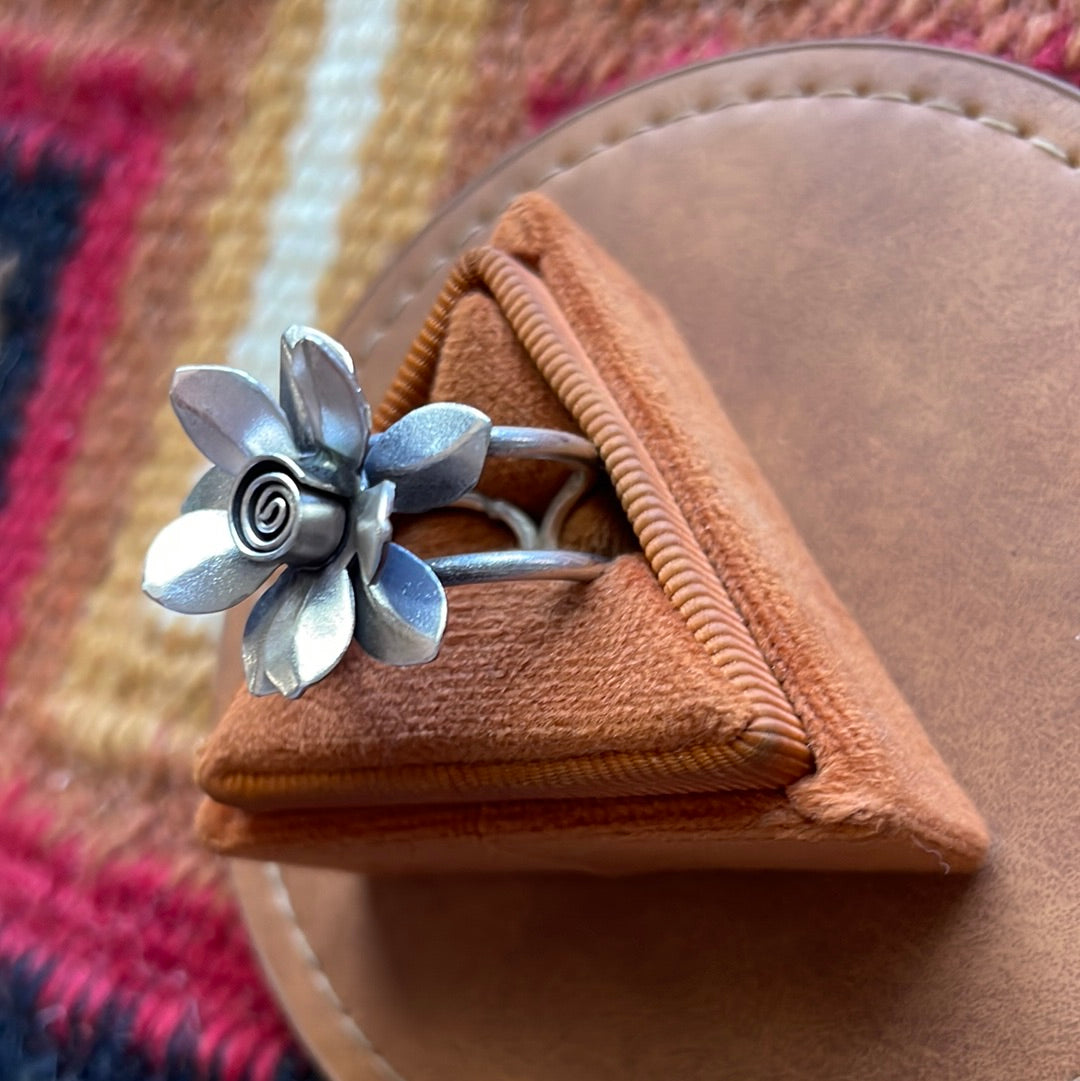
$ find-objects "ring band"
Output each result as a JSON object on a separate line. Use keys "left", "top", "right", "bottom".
{"left": 428, "top": 549, "right": 608, "bottom": 587}
{"left": 142, "top": 325, "right": 609, "bottom": 698}
{"left": 482, "top": 426, "right": 598, "bottom": 466}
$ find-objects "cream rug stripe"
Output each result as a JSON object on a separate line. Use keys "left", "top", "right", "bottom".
{"left": 233, "top": 0, "right": 398, "bottom": 389}
{"left": 48, "top": 0, "right": 336, "bottom": 765}
{"left": 315, "top": 0, "right": 493, "bottom": 335}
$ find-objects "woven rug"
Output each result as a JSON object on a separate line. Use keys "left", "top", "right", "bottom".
{"left": 0, "top": 2, "right": 1076, "bottom": 1078}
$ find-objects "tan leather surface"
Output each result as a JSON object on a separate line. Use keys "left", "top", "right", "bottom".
{"left": 232, "top": 44, "right": 1080, "bottom": 1081}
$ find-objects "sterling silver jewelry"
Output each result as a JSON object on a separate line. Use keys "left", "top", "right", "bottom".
{"left": 142, "top": 325, "right": 608, "bottom": 699}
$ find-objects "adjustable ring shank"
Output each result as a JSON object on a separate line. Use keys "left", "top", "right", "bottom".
{"left": 428, "top": 550, "right": 608, "bottom": 587}
{"left": 387, "top": 422, "right": 606, "bottom": 586}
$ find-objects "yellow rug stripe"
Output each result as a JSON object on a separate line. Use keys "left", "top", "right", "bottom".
{"left": 48, "top": 0, "right": 328, "bottom": 767}
{"left": 315, "top": 0, "right": 492, "bottom": 333}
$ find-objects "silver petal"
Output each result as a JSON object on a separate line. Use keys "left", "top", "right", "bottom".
{"left": 242, "top": 561, "right": 355, "bottom": 698}
{"left": 355, "top": 542, "right": 447, "bottom": 666}
{"left": 143, "top": 509, "right": 275, "bottom": 614}
{"left": 354, "top": 479, "right": 395, "bottom": 584}
{"left": 171, "top": 366, "right": 299, "bottom": 475}
{"left": 363, "top": 403, "right": 491, "bottom": 513}
{"left": 282, "top": 323, "right": 355, "bottom": 374}
{"left": 279, "top": 325, "right": 369, "bottom": 460}
{"left": 181, "top": 466, "right": 234, "bottom": 513}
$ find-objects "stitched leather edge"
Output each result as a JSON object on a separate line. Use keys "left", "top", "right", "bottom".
{"left": 360, "top": 80, "right": 1080, "bottom": 357}
{"left": 262, "top": 862, "right": 406, "bottom": 1081}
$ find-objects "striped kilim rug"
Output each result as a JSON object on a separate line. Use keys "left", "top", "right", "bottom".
{"left": 1, "top": 2, "right": 1077, "bottom": 1078}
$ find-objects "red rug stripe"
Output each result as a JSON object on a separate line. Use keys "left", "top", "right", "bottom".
{"left": 0, "top": 784, "right": 299, "bottom": 1081}
{"left": 0, "top": 35, "right": 183, "bottom": 688}
{"left": 527, "top": 17, "right": 1080, "bottom": 132}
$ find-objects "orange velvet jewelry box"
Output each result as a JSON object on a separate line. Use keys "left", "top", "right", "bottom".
{"left": 194, "top": 193, "right": 987, "bottom": 875}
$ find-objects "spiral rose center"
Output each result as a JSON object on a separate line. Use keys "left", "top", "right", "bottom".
{"left": 239, "top": 471, "right": 295, "bottom": 553}
{"left": 230, "top": 458, "right": 346, "bottom": 566}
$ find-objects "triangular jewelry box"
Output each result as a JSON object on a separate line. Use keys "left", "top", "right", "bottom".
{"left": 196, "top": 194, "right": 987, "bottom": 874}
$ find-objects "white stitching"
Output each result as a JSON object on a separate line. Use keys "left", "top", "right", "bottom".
{"left": 264, "top": 862, "right": 408, "bottom": 1081}
{"left": 281, "top": 85, "right": 1075, "bottom": 1071}
{"left": 362, "top": 87, "right": 1077, "bottom": 351}
{"left": 978, "top": 115, "right": 1021, "bottom": 135}
{"left": 1029, "top": 133, "right": 1072, "bottom": 162}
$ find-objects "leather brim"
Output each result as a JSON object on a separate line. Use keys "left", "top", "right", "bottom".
{"left": 228, "top": 43, "right": 1080, "bottom": 1081}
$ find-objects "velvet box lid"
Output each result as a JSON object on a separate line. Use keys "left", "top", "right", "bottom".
{"left": 195, "top": 192, "right": 986, "bottom": 875}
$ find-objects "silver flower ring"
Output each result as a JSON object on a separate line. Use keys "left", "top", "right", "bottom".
{"left": 142, "top": 326, "right": 607, "bottom": 698}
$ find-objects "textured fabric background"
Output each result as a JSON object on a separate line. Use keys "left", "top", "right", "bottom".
{"left": 0, "top": 2, "right": 1077, "bottom": 1078}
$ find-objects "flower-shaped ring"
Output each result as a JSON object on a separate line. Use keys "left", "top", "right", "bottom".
{"left": 143, "top": 326, "right": 607, "bottom": 698}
